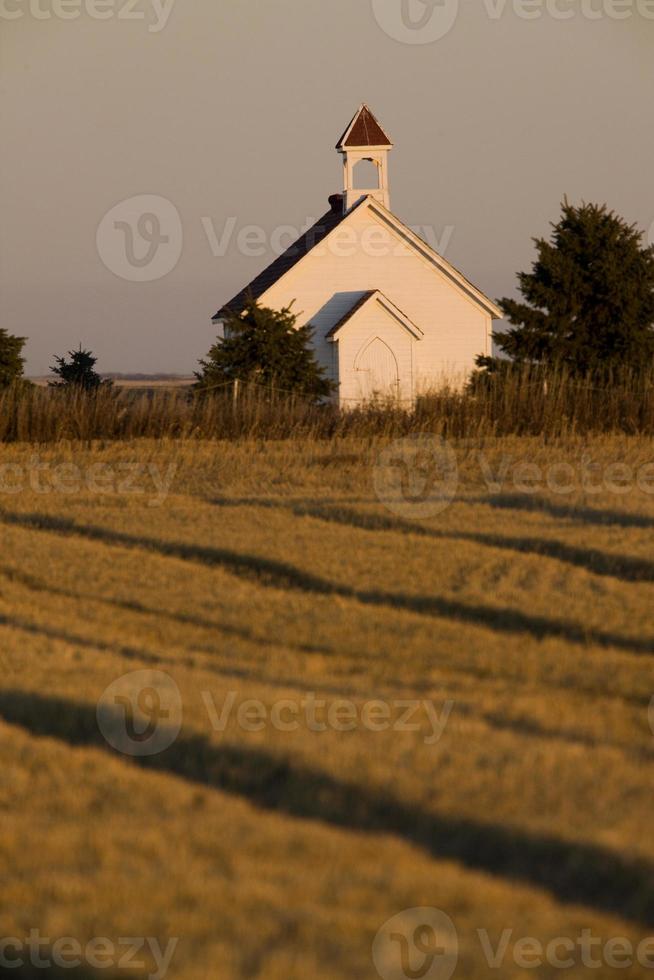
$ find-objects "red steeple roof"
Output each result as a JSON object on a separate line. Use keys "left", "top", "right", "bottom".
{"left": 336, "top": 105, "right": 393, "bottom": 149}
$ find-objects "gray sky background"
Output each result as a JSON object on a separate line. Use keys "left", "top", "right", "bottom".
{"left": 2, "top": 0, "right": 653, "bottom": 375}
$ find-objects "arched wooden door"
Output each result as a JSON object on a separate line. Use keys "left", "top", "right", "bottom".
{"left": 355, "top": 337, "right": 400, "bottom": 401}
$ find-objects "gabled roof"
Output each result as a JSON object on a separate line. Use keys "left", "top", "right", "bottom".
{"left": 213, "top": 195, "right": 502, "bottom": 323}
{"left": 213, "top": 200, "right": 349, "bottom": 320}
{"left": 336, "top": 105, "right": 393, "bottom": 150}
{"left": 326, "top": 290, "right": 424, "bottom": 340}
{"left": 364, "top": 198, "right": 503, "bottom": 319}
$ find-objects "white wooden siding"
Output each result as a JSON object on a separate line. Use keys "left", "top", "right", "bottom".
{"left": 259, "top": 202, "right": 492, "bottom": 405}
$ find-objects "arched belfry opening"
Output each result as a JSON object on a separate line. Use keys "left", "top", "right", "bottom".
{"left": 336, "top": 105, "right": 393, "bottom": 213}
{"left": 353, "top": 158, "right": 381, "bottom": 190}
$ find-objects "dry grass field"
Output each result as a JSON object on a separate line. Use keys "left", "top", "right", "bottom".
{"left": 1, "top": 435, "right": 654, "bottom": 978}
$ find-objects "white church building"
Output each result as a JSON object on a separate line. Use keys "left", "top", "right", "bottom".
{"left": 212, "top": 105, "right": 501, "bottom": 406}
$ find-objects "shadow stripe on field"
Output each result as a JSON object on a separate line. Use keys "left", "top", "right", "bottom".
{"left": 2, "top": 561, "right": 652, "bottom": 705}
{"left": 2, "top": 599, "right": 652, "bottom": 760}
{"left": 0, "top": 563, "right": 331, "bottom": 657}
{"left": 210, "top": 494, "right": 654, "bottom": 531}
{"left": 482, "top": 493, "right": 654, "bottom": 529}
{"left": 211, "top": 497, "right": 654, "bottom": 585}
{"left": 0, "top": 689, "right": 652, "bottom": 927}
{"left": 2, "top": 965, "right": 135, "bottom": 979}
{"left": 1, "top": 509, "right": 653, "bottom": 655}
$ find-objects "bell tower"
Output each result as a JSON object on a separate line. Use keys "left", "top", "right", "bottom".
{"left": 336, "top": 105, "right": 393, "bottom": 214}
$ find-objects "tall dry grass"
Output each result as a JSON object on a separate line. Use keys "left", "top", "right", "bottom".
{"left": 1, "top": 367, "right": 654, "bottom": 443}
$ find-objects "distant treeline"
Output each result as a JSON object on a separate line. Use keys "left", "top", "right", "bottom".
{"left": 100, "top": 373, "right": 194, "bottom": 382}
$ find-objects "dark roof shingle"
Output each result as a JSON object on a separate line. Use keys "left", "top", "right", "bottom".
{"left": 213, "top": 207, "right": 347, "bottom": 320}
{"left": 325, "top": 290, "right": 423, "bottom": 339}
{"left": 336, "top": 105, "right": 393, "bottom": 149}
{"left": 325, "top": 291, "right": 376, "bottom": 337}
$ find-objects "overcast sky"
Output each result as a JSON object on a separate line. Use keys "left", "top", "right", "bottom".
{"left": 2, "top": 0, "right": 653, "bottom": 375}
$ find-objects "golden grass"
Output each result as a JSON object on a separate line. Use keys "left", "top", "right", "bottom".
{"left": 3, "top": 364, "right": 654, "bottom": 444}
{"left": 1, "top": 436, "right": 654, "bottom": 978}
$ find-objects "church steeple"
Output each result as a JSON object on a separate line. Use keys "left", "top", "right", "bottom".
{"left": 336, "top": 105, "right": 393, "bottom": 213}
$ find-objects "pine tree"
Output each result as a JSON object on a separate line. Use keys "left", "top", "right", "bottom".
{"left": 0, "top": 328, "right": 26, "bottom": 388}
{"left": 493, "top": 200, "right": 654, "bottom": 375}
{"left": 196, "top": 298, "right": 334, "bottom": 400}
{"left": 49, "top": 345, "right": 110, "bottom": 390}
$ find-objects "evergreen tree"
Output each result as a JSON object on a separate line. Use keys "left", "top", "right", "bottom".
{"left": 493, "top": 200, "right": 654, "bottom": 375}
{"left": 196, "top": 298, "right": 334, "bottom": 400}
{"left": 0, "top": 328, "right": 26, "bottom": 388}
{"left": 50, "top": 345, "right": 110, "bottom": 390}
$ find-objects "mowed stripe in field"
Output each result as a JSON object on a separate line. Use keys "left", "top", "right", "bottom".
{"left": 2, "top": 494, "right": 654, "bottom": 684}
{"left": 1, "top": 490, "right": 654, "bottom": 936}
{"left": 3, "top": 715, "right": 644, "bottom": 980}
{"left": 1, "top": 683, "right": 654, "bottom": 930}
{"left": 0, "top": 529, "right": 651, "bottom": 767}
{"left": 2, "top": 495, "right": 654, "bottom": 654}
{"left": 1, "top": 496, "right": 653, "bottom": 745}
{"left": 2, "top": 532, "right": 652, "bottom": 788}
